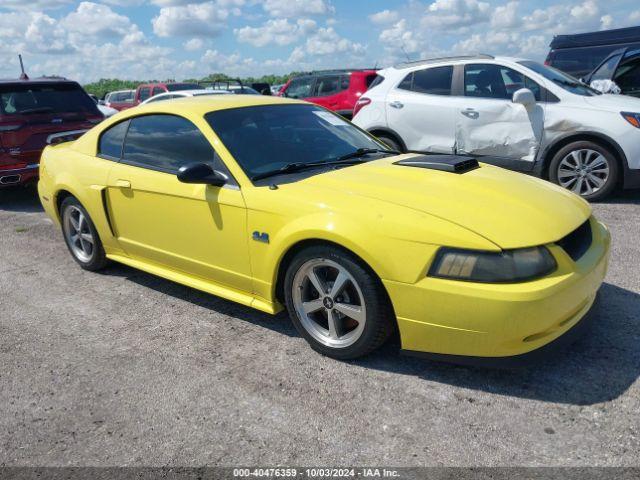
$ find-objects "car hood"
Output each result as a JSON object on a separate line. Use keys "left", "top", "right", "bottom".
{"left": 583, "top": 93, "right": 640, "bottom": 111}
{"left": 298, "top": 156, "right": 591, "bottom": 249}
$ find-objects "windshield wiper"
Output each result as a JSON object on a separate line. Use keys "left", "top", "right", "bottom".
{"left": 335, "top": 147, "right": 400, "bottom": 161}
{"left": 18, "top": 107, "right": 54, "bottom": 115}
{"left": 251, "top": 148, "right": 399, "bottom": 182}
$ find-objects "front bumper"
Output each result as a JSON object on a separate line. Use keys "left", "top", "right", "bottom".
{"left": 0, "top": 163, "right": 39, "bottom": 187}
{"left": 383, "top": 218, "right": 610, "bottom": 361}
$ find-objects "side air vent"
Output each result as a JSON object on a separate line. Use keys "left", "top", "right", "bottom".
{"left": 394, "top": 155, "right": 479, "bottom": 174}
{"left": 557, "top": 220, "right": 592, "bottom": 261}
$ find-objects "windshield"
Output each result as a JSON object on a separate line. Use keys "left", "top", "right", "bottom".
{"left": 205, "top": 104, "right": 387, "bottom": 180}
{"left": 518, "top": 61, "right": 600, "bottom": 96}
{"left": 165, "top": 83, "right": 202, "bottom": 92}
{"left": 0, "top": 82, "right": 101, "bottom": 116}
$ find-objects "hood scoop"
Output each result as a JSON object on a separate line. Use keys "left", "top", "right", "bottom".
{"left": 394, "top": 155, "right": 479, "bottom": 174}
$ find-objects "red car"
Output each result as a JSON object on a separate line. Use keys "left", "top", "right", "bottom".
{"left": 133, "top": 82, "right": 202, "bottom": 105}
{"left": 0, "top": 78, "right": 103, "bottom": 187}
{"left": 279, "top": 69, "right": 378, "bottom": 119}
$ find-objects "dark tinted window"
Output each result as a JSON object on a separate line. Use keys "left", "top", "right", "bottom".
{"left": 98, "top": 120, "right": 129, "bottom": 159}
{"left": 123, "top": 114, "right": 214, "bottom": 173}
{"left": 397, "top": 66, "right": 453, "bottom": 95}
{"left": 615, "top": 57, "right": 640, "bottom": 96}
{"left": 165, "top": 83, "right": 201, "bottom": 92}
{"left": 285, "top": 77, "right": 314, "bottom": 98}
{"left": 138, "top": 87, "right": 151, "bottom": 102}
{"left": 151, "top": 87, "right": 165, "bottom": 97}
{"left": 367, "top": 74, "right": 383, "bottom": 88}
{"left": 591, "top": 53, "right": 623, "bottom": 81}
{"left": 205, "top": 104, "right": 384, "bottom": 181}
{"left": 313, "top": 75, "right": 344, "bottom": 97}
{"left": 471, "top": 65, "right": 543, "bottom": 101}
{"left": 0, "top": 82, "right": 101, "bottom": 116}
{"left": 519, "top": 61, "right": 599, "bottom": 96}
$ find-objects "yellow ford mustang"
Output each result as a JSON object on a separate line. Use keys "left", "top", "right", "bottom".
{"left": 37, "top": 95, "right": 610, "bottom": 364}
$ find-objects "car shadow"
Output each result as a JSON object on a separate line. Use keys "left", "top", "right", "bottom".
{"left": 100, "top": 261, "right": 640, "bottom": 406}
{"left": 602, "top": 189, "right": 640, "bottom": 205}
{"left": 0, "top": 185, "right": 44, "bottom": 213}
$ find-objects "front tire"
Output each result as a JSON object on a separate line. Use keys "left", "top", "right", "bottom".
{"left": 60, "top": 196, "right": 108, "bottom": 271}
{"left": 549, "top": 141, "right": 619, "bottom": 201}
{"left": 375, "top": 134, "right": 403, "bottom": 152}
{"left": 284, "top": 245, "right": 394, "bottom": 360}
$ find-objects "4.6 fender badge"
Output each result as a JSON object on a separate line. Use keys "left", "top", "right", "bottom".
{"left": 252, "top": 231, "right": 269, "bottom": 244}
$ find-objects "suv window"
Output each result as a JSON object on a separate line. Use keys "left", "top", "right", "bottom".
{"left": 151, "top": 87, "right": 165, "bottom": 97}
{"left": 98, "top": 120, "right": 130, "bottom": 159}
{"left": 122, "top": 114, "right": 214, "bottom": 173}
{"left": 312, "top": 75, "right": 345, "bottom": 97}
{"left": 615, "top": 57, "right": 640, "bottom": 96}
{"left": 464, "top": 64, "right": 541, "bottom": 100}
{"left": 285, "top": 77, "right": 314, "bottom": 99}
{"left": 138, "top": 87, "right": 151, "bottom": 102}
{"left": 591, "top": 53, "right": 623, "bottom": 81}
{"left": 397, "top": 66, "right": 453, "bottom": 95}
{"left": 0, "top": 82, "right": 100, "bottom": 116}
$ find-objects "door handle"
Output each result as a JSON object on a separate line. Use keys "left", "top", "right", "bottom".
{"left": 390, "top": 101, "right": 404, "bottom": 109}
{"left": 115, "top": 179, "right": 131, "bottom": 189}
{"left": 461, "top": 108, "right": 479, "bottom": 119}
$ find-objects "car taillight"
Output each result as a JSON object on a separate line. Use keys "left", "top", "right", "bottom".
{"left": 353, "top": 97, "right": 371, "bottom": 117}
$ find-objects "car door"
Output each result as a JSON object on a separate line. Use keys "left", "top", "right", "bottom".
{"left": 612, "top": 50, "right": 640, "bottom": 97}
{"left": 585, "top": 48, "right": 626, "bottom": 85}
{"left": 305, "top": 74, "right": 349, "bottom": 112}
{"left": 104, "top": 113, "right": 252, "bottom": 292}
{"left": 453, "top": 63, "right": 544, "bottom": 167}
{"left": 385, "top": 65, "right": 456, "bottom": 153}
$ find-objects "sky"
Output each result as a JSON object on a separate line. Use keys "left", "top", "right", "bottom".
{"left": 0, "top": 0, "right": 638, "bottom": 83}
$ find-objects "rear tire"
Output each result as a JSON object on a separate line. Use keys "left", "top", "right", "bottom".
{"left": 284, "top": 245, "right": 394, "bottom": 360}
{"left": 375, "top": 134, "right": 403, "bottom": 152}
{"left": 60, "top": 196, "right": 108, "bottom": 271}
{"left": 549, "top": 141, "right": 619, "bottom": 201}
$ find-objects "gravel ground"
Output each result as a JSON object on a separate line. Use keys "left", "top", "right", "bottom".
{"left": 0, "top": 185, "right": 639, "bottom": 467}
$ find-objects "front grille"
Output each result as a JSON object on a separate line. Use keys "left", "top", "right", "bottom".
{"left": 557, "top": 220, "right": 592, "bottom": 261}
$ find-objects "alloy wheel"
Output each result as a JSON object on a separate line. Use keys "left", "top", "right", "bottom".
{"left": 63, "top": 205, "right": 95, "bottom": 263}
{"left": 292, "top": 258, "right": 367, "bottom": 349}
{"left": 557, "top": 148, "right": 610, "bottom": 196}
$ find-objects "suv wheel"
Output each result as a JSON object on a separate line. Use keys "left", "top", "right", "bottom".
{"left": 375, "top": 134, "right": 403, "bottom": 152}
{"left": 60, "top": 196, "right": 108, "bottom": 271}
{"left": 549, "top": 141, "right": 619, "bottom": 201}
{"left": 284, "top": 245, "right": 394, "bottom": 359}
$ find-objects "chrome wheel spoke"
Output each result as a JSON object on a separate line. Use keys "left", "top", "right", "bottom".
{"left": 69, "top": 214, "right": 80, "bottom": 231}
{"left": 80, "top": 232, "right": 94, "bottom": 244}
{"left": 327, "top": 310, "right": 340, "bottom": 339}
{"left": 334, "top": 302, "right": 365, "bottom": 324}
{"left": 587, "top": 173, "right": 605, "bottom": 188}
{"left": 306, "top": 269, "right": 326, "bottom": 296}
{"left": 560, "top": 149, "right": 609, "bottom": 196}
{"left": 558, "top": 168, "right": 576, "bottom": 180}
{"left": 302, "top": 299, "right": 324, "bottom": 315}
{"left": 329, "top": 271, "right": 349, "bottom": 298}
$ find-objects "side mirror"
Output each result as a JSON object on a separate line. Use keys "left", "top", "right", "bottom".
{"left": 512, "top": 88, "right": 536, "bottom": 108}
{"left": 177, "top": 162, "right": 227, "bottom": 187}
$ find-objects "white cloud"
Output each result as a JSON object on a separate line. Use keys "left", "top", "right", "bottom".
{"left": 235, "top": 18, "right": 317, "bottom": 47}
{"left": 490, "top": 1, "right": 520, "bottom": 29}
{"left": 0, "top": 0, "right": 72, "bottom": 10}
{"left": 422, "top": 0, "right": 491, "bottom": 30}
{"left": 379, "top": 20, "right": 421, "bottom": 53}
{"left": 262, "top": 0, "right": 334, "bottom": 18}
{"left": 184, "top": 38, "right": 204, "bottom": 50}
{"left": 152, "top": 2, "right": 235, "bottom": 37}
{"left": 61, "top": 2, "right": 137, "bottom": 39}
{"left": 369, "top": 10, "right": 399, "bottom": 25}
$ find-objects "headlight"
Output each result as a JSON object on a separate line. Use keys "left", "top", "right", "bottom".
{"left": 428, "top": 246, "right": 557, "bottom": 283}
{"left": 621, "top": 112, "right": 640, "bottom": 128}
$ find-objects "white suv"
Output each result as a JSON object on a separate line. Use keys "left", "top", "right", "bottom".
{"left": 353, "top": 55, "right": 640, "bottom": 201}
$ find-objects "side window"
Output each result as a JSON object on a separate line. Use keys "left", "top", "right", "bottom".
{"left": 122, "top": 115, "right": 214, "bottom": 173}
{"left": 151, "top": 87, "right": 165, "bottom": 97}
{"left": 615, "top": 57, "right": 640, "bottom": 95}
{"left": 98, "top": 120, "right": 129, "bottom": 160}
{"left": 285, "top": 77, "right": 314, "bottom": 99}
{"left": 397, "top": 66, "right": 453, "bottom": 95}
{"left": 313, "top": 75, "right": 342, "bottom": 97}
{"left": 138, "top": 87, "right": 151, "bottom": 102}
{"left": 591, "top": 54, "right": 623, "bottom": 81}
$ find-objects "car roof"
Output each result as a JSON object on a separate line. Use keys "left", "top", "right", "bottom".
{"left": 550, "top": 26, "right": 640, "bottom": 50}
{"left": 0, "top": 77, "right": 78, "bottom": 85}
{"left": 133, "top": 94, "right": 306, "bottom": 116}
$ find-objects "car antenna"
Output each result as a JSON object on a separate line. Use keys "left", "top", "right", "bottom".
{"left": 400, "top": 45, "right": 411, "bottom": 63}
{"left": 18, "top": 54, "right": 29, "bottom": 80}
